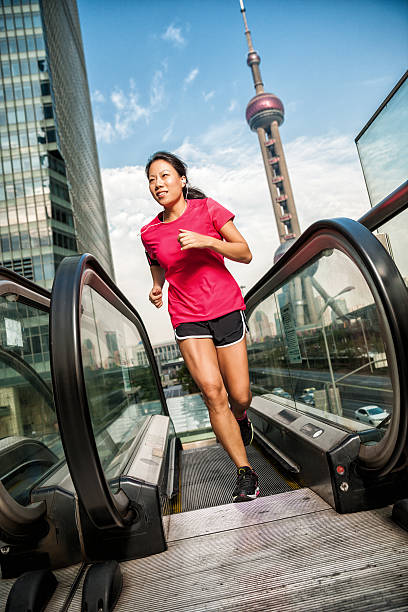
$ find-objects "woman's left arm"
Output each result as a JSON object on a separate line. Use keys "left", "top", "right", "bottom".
{"left": 178, "top": 220, "right": 252, "bottom": 264}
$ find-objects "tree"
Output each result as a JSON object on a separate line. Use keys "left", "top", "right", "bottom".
{"left": 176, "top": 364, "right": 200, "bottom": 394}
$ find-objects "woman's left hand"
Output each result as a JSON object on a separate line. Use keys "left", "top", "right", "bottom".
{"left": 178, "top": 229, "right": 212, "bottom": 250}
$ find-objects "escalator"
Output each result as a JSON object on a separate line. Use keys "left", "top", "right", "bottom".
{"left": 1, "top": 210, "right": 408, "bottom": 609}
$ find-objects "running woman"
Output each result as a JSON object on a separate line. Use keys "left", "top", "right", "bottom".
{"left": 141, "top": 151, "right": 259, "bottom": 502}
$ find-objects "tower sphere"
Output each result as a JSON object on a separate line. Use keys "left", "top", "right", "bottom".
{"left": 247, "top": 51, "right": 261, "bottom": 67}
{"left": 246, "top": 92, "right": 285, "bottom": 131}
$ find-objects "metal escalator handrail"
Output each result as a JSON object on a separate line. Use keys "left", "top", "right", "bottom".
{"left": 244, "top": 217, "right": 408, "bottom": 476}
{"left": 50, "top": 253, "right": 168, "bottom": 529}
{"left": 358, "top": 180, "right": 408, "bottom": 232}
{"left": 0, "top": 267, "right": 51, "bottom": 300}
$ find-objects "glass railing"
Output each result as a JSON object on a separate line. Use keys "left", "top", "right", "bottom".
{"left": 376, "top": 208, "right": 408, "bottom": 287}
{"left": 246, "top": 248, "right": 392, "bottom": 445}
{"left": 50, "top": 254, "right": 169, "bottom": 529}
{"left": 356, "top": 72, "right": 408, "bottom": 207}
{"left": 0, "top": 279, "right": 63, "bottom": 507}
{"left": 80, "top": 284, "right": 164, "bottom": 486}
{"left": 245, "top": 216, "right": 408, "bottom": 475}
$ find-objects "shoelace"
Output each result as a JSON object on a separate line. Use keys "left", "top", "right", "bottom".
{"left": 237, "top": 470, "right": 256, "bottom": 487}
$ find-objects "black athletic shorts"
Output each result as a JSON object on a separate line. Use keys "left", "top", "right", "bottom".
{"left": 174, "top": 310, "right": 248, "bottom": 348}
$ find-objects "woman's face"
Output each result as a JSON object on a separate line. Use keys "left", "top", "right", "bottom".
{"left": 148, "top": 159, "right": 185, "bottom": 207}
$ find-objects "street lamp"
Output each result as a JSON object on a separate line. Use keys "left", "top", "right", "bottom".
{"left": 317, "top": 286, "right": 355, "bottom": 415}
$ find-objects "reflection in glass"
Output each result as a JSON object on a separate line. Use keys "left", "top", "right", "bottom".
{"left": 247, "top": 250, "right": 392, "bottom": 444}
{"left": 378, "top": 208, "right": 408, "bottom": 287}
{"left": 0, "top": 297, "right": 62, "bottom": 505}
{"left": 81, "top": 286, "right": 163, "bottom": 486}
{"left": 356, "top": 75, "right": 408, "bottom": 206}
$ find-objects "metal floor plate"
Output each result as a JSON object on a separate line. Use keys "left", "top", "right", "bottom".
{"left": 61, "top": 489, "right": 408, "bottom": 612}
{"left": 180, "top": 443, "right": 295, "bottom": 511}
{"left": 3, "top": 490, "right": 408, "bottom": 611}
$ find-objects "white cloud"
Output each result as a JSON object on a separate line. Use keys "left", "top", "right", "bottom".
{"left": 228, "top": 99, "right": 237, "bottom": 112}
{"left": 94, "top": 115, "right": 115, "bottom": 143}
{"left": 203, "top": 90, "right": 215, "bottom": 103}
{"left": 150, "top": 69, "right": 165, "bottom": 109}
{"left": 161, "top": 24, "right": 186, "bottom": 47}
{"left": 184, "top": 67, "right": 199, "bottom": 88}
{"left": 94, "top": 73, "right": 166, "bottom": 143}
{"left": 111, "top": 85, "right": 149, "bottom": 138}
{"left": 101, "top": 130, "right": 369, "bottom": 344}
{"left": 92, "top": 89, "right": 105, "bottom": 104}
{"left": 162, "top": 119, "right": 175, "bottom": 143}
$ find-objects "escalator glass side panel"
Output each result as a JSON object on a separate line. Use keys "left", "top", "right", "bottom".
{"left": 50, "top": 254, "right": 169, "bottom": 529}
{"left": 355, "top": 73, "right": 408, "bottom": 208}
{"left": 246, "top": 249, "right": 392, "bottom": 446}
{"left": 80, "top": 285, "right": 163, "bottom": 490}
{"left": 0, "top": 295, "right": 62, "bottom": 506}
{"left": 376, "top": 207, "right": 408, "bottom": 286}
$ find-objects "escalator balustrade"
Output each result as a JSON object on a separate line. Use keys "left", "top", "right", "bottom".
{"left": 245, "top": 217, "right": 408, "bottom": 512}
{"left": 49, "top": 254, "right": 173, "bottom": 564}
{"left": 0, "top": 269, "right": 65, "bottom": 576}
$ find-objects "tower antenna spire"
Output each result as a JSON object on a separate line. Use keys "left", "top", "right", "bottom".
{"left": 240, "top": 0, "right": 301, "bottom": 247}
{"left": 239, "top": 0, "right": 263, "bottom": 94}
{"left": 239, "top": 0, "right": 254, "bottom": 52}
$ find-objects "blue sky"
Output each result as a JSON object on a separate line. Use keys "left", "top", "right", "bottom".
{"left": 76, "top": 0, "right": 408, "bottom": 343}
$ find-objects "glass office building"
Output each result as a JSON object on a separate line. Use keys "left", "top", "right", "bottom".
{"left": 0, "top": 0, "right": 114, "bottom": 290}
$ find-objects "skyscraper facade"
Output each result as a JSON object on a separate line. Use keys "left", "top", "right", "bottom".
{"left": 240, "top": 0, "right": 301, "bottom": 251}
{"left": 0, "top": 0, "right": 114, "bottom": 290}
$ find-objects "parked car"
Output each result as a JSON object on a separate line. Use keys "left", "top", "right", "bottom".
{"left": 298, "top": 392, "right": 315, "bottom": 406}
{"left": 354, "top": 405, "right": 389, "bottom": 426}
{"left": 272, "top": 387, "right": 291, "bottom": 399}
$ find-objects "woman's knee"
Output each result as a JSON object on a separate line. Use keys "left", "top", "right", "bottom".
{"left": 229, "top": 388, "right": 252, "bottom": 410}
{"left": 200, "top": 380, "right": 228, "bottom": 408}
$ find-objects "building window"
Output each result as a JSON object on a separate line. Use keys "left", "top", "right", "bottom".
{"left": 50, "top": 178, "right": 69, "bottom": 201}
{"left": 52, "top": 204, "right": 74, "bottom": 227}
{"left": 17, "top": 37, "right": 27, "bottom": 53}
{"left": 35, "top": 36, "right": 45, "bottom": 52}
{"left": 52, "top": 230, "right": 77, "bottom": 252}
{"left": 1, "top": 236, "right": 11, "bottom": 252}
{"left": 41, "top": 81, "right": 50, "bottom": 96}
{"left": 1, "top": 257, "right": 33, "bottom": 280}
{"left": 46, "top": 128, "right": 56, "bottom": 143}
{"left": 43, "top": 104, "right": 53, "bottom": 120}
{"left": 1, "top": 61, "right": 11, "bottom": 78}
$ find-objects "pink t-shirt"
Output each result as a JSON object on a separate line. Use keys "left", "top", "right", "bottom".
{"left": 141, "top": 197, "right": 245, "bottom": 328}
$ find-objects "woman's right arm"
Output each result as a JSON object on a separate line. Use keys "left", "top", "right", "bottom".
{"left": 149, "top": 265, "right": 166, "bottom": 308}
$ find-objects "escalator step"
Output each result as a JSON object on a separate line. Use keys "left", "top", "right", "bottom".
{"left": 180, "top": 444, "right": 295, "bottom": 512}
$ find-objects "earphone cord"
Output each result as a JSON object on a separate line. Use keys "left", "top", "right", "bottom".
{"left": 138, "top": 184, "right": 189, "bottom": 237}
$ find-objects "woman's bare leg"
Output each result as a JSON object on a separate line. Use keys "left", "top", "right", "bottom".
{"left": 216, "top": 337, "right": 252, "bottom": 418}
{"left": 178, "top": 337, "right": 251, "bottom": 468}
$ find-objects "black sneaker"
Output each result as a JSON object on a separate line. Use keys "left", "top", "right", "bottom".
{"left": 237, "top": 412, "right": 253, "bottom": 446}
{"left": 233, "top": 466, "right": 260, "bottom": 502}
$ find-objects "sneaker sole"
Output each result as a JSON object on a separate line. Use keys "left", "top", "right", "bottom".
{"left": 233, "top": 486, "right": 260, "bottom": 503}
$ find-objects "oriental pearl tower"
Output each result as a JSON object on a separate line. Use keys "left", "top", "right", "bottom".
{"left": 240, "top": 0, "right": 301, "bottom": 256}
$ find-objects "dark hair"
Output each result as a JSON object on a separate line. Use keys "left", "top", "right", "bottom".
{"left": 145, "top": 151, "right": 206, "bottom": 199}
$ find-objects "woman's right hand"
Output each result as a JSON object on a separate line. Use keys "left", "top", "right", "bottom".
{"left": 149, "top": 285, "right": 163, "bottom": 308}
